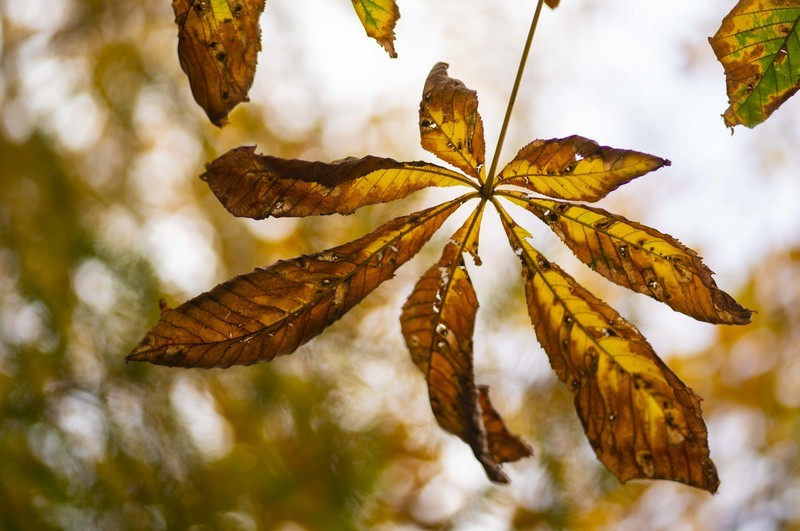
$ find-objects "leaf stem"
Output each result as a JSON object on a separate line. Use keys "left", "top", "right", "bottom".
{"left": 484, "top": 0, "right": 546, "bottom": 194}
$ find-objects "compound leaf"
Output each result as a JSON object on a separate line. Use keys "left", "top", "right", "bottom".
{"left": 420, "top": 62, "right": 486, "bottom": 181}
{"left": 505, "top": 192, "right": 752, "bottom": 325}
{"left": 127, "top": 198, "right": 465, "bottom": 368}
{"left": 351, "top": 0, "right": 400, "bottom": 58}
{"left": 401, "top": 205, "right": 531, "bottom": 483}
{"left": 173, "top": 0, "right": 265, "bottom": 126}
{"left": 202, "top": 146, "right": 474, "bottom": 218}
{"left": 499, "top": 210, "right": 720, "bottom": 493}
{"left": 710, "top": 0, "right": 800, "bottom": 128}
{"left": 497, "top": 136, "right": 669, "bottom": 202}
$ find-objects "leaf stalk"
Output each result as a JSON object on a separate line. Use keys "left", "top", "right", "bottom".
{"left": 484, "top": 0, "right": 546, "bottom": 194}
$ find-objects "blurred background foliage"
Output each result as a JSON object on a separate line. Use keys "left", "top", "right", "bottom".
{"left": 1, "top": 0, "right": 800, "bottom": 529}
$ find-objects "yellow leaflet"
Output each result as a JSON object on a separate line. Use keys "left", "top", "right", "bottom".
{"left": 210, "top": 0, "right": 233, "bottom": 20}
{"left": 352, "top": 0, "right": 400, "bottom": 57}
{"left": 499, "top": 210, "right": 719, "bottom": 492}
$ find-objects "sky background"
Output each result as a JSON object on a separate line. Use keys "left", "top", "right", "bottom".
{"left": 2, "top": 0, "right": 800, "bottom": 529}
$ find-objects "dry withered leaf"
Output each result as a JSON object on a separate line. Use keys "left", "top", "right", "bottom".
{"left": 504, "top": 191, "right": 752, "bottom": 325}
{"left": 173, "top": 0, "right": 265, "bottom": 126}
{"left": 351, "top": 0, "right": 400, "bottom": 58}
{"left": 477, "top": 386, "right": 533, "bottom": 465}
{"left": 401, "top": 205, "right": 531, "bottom": 483}
{"left": 709, "top": 0, "right": 800, "bottom": 128}
{"left": 128, "top": 198, "right": 464, "bottom": 368}
{"left": 500, "top": 212, "right": 719, "bottom": 493}
{"left": 498, "top": 136, "right": 669, "bottom": 202}
{"left": 420, "top": 62, "right": 486, "bottom": 181}
{"left": 202, "top": 145, "right": 472, "bottom": 218}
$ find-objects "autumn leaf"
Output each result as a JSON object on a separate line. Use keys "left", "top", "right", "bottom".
{"left": 128, "top": 197, "right": 465, "bottom": 368}
{"left": 477, "top": 386, "right": 532, "bottom": 465}
{"left": 401, "top": 205, "right": 531, "bottom": 483}
{"left": 173, "top": 0, "right": 265, "bottom": 126}
{"left": 497, "top": 136, "right": 669, "bottom": 202}
{"left": 710, "top": 0, "right": 800, "bottom": 128}
{"left": 201, "top": 145, "right": 472, "bottom": 218}
{"left": 131, "top": 62, "right": 749, "bottom": 490}
{"left": 499, "top": 210, "right": 720, "bottom": 492}
{"left": 502, "top": 191, "right": 752, "bottom": 325}
{"left": 420, "top": 63, "right": 487, "bottom": 181}
{"left": 351, "top": 0, "right": 400, "bottom": 58}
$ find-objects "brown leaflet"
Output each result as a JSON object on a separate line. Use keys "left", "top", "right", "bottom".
{"left": 173, "top": 0, "right": 265, "bottom": 126}
{"left": 477, "top": 386, "right": 533, "bottom": 465}
{"left": 400, "top": 205, "right": 530, "bottom": 483}
{"left": 499, "top": 210, "right": 719, "bottom": 492}
{"left": 201, "top": 145, "right": 474, "bottom": 218}
{"left": 544, "top": 0, "right": 561, "bottom": 7}
{"left": 351, "top": 0, "right": 400, "bottom": 58}
{"left": 497, "top": 136, "right": 669, "bottom": 202}
{"left": 127, "top": 197, "right": 466, "bottom": 369}
{"left": 503, "top": 192, "right": 752, "bottom": 325}
{"left": 420, "top": 63, "right": 486, "bottom": 181}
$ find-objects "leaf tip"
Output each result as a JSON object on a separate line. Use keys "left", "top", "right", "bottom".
{"left": 477, "top": 455, "right": 511, "bottom": 484}
{"left": 213, "top": 116, "right": 231, "bottom": 128}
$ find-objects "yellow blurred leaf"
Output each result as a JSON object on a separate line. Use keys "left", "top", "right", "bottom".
{"left": 127, "top": 198, "right": 464, "bottom": 368}
{"left": 499, "top": 210, "right": 720, "bottom": 493}
{"left": 173, "top": 0, "right": 265, "bottom": 126}
{"left": 401, "top": 205, "right": 531, "bottom": 483}
{"left": 420, "top": 63, "right": 487, "bottom": 181}
{"left": 351, "top": 0, "right": 400, "bottom": 58}
{"left": 497, "top": 136, "right": 669, "bottom": 202}
{"left": 710, "top": 0, "right": 800, "bottom": 128}
{"left": 202, "top": 145, "right": 473, "bottom": 218}
{"left": 504, "top": 192, "right": 752, "bottom": 325}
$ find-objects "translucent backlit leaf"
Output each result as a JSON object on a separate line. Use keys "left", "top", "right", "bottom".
{"left": 351, "top": 0, "right": 400, "bottom": 58}
{"left": 710, "top": 0, "right": 800, "bottom": 128}
{"left": 497, "top": 136, "right": 669, "bottom": 202}
{"left": 420, "top": 63, "right": 486, "bottom": 181}
{"left": 504, "top": 192, "right": 752, "bottom": 325}
{"left": 127, "top": 198, "right": 464, "bottom": 368}
{"left": 173, "top": 0, "right": 265, "bottom": 126}
{"left": 401, "top": 205, "right": 531, "bottom": 483}
{"left": 545, "top": 0, "right": 561, "bottom": 8}
{"left": 499, "top": 210, "right": 719, "bottom": 493}
{"left": 202, "top": 146, "right": 473, "bottom": 218}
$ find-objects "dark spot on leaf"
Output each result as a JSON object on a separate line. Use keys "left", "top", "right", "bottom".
{"left": 593, "top": 218, "right": 615, "bottom": 230}
{"left": 536, "top": 257, "right": 551, "bottom": 270}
